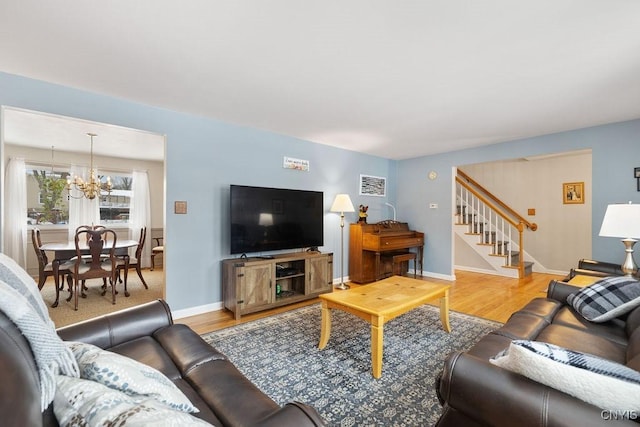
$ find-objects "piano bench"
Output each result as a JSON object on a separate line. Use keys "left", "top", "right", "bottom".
{"left": 381, "top": 251, "right": 417, "bottom": 279}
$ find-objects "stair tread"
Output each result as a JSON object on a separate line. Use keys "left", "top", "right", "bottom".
{"left": 503, "top": 261, "right": 535, "bottom": 269}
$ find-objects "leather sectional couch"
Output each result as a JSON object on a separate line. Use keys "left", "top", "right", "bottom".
{"left": 567, "top": 258, "right": 627, "bottom": 280}
{"left": 436, "top": 279, "right": 640, "bottom": 426}
{"left": 2, "top": 299, "right": 325, "bottom": 427}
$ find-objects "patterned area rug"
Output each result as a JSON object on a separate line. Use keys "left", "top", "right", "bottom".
{"left": 202, "top": 303, "right": 501, "bottom": 427}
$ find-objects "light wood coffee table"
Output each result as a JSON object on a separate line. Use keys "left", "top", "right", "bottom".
{"left": 318, "top": 275, "right": 451, "bottom": 378}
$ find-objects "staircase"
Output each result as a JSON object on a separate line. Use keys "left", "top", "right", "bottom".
{"left": 455, "top": 170, "right": 537, "bottom": 278}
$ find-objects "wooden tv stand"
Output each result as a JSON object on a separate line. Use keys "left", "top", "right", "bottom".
{"left": 221, "top": 251, "right": 333, "bottom": 320}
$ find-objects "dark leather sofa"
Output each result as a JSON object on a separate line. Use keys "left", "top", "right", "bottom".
{"left": 436, "top": 280, "right": 640, "bottom": 426}
{"left": 566, "top": 258, "right": 627, "bottom": 280}
{"left": 1, "top": 299, "right": 325, "bottom": 427}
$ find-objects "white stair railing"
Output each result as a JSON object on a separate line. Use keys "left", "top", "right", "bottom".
{"left": 455, "top": 180, "right": 525, "bottom": 275}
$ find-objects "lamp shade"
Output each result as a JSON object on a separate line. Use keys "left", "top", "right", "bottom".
{"left": 330, "top": 194, "right": 355, "bottom": 213}
{"left": 599, "top": 203, "right": 640, "bottom": 239}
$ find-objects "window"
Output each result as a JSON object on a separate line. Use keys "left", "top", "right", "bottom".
{"left": 26, "top": 167, "right": 69, "bottom": 225}
{"left": 99, "top": 175, "right": 132, "bottom": 224}
{"left": 26, "top": 166, "right": 132, "bottom": 225}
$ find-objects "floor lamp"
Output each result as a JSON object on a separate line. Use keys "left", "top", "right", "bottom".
{"left": 331, "top": 194, "right": 355, "bottom": 289}
{"left": 599, "top": 202, "right": 640, "bottom": 276}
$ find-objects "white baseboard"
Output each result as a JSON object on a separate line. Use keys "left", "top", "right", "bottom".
{"left": 333, "top": 276, "right": 351, "bottom": 285}
{"left": 411, "top": 269, "right": 456, "bottom": 281}
{"left": 455, "top": 265, "right": 569, "bottom": 278}
{"left": 454, "top": 265, "right": 514, "bottom": 277}
{"left": 172, "top": 301, "right": 224, "bottom": 320}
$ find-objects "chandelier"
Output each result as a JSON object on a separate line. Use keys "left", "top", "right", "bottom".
{"left": 66, "top": 133, "right": 112, "bottom": 200}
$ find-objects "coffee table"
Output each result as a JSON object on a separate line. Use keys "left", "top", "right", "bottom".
{"left": 318, "top": 275, "right": 451, "bottom": 378}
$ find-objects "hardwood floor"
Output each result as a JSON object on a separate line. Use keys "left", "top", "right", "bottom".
{"left": 178, "top": 270, "right": 565, "bottom": 335}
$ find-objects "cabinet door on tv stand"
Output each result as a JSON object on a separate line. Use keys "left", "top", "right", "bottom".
{"left": 240, "top": 263, "right": 273, "bottom": 311}
{"left": 306, "top": 254, "right": 332, "bottom": 294}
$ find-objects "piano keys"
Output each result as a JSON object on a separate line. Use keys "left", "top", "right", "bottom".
{"left": 349, "top": 221, "right": 424, "bottom": 283}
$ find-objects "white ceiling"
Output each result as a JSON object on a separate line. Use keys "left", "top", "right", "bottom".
{"left": 1, "top": 1, "right": 639, "bottom": 160}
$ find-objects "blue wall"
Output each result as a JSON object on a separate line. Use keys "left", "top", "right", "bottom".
{"left": 2, "top": 71, "right": 639, "bottom": 312}
{"left": 397, "top": 119, "right": 640, "bottom": 277}
{"left": 0, "top": 72, "right": 397, "bottom": 311}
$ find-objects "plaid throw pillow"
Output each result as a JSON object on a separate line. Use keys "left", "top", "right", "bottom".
{"left": 567, "top": 276, "right": 640, "bottom": 322}
{"left": 491, "top": 340, "right": 640, "bottom": 412}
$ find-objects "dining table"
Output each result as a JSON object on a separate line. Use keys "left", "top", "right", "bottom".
{"left": 40, "top": 239, "right": 138, "bottom": 307}
{"left": 40, "top": 239, "right": 139, "bottom": 261}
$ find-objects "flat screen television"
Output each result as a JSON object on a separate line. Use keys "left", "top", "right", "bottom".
{"left": 230, "top": 185, "right": 324, "bottom": 255}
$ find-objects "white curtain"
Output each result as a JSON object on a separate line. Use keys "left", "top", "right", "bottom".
{"left": 67, "top": 165, "right": 100, "bottom": 241}
{"left": 129, "top": 170, "right": 151, "bottom": 267}
{"left": 4, "top": 158, "right": 27, "bottom": 266}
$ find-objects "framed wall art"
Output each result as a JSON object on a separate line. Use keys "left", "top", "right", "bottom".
{"left": 359, "top": 174, "right": 386, "bottom": 197}
{"left": 563, "top": 182, "right": 584, "bottom": 204}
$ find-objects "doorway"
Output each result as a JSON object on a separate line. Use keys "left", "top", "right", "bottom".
{"left": 453, "top": 150, "right": 592, "bottom": 276}
{"left": 1, "top": 106, "right": 166, "bottom": 324}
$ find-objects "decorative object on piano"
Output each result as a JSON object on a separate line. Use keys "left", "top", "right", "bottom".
{"left": 66, "top": 133, "right": 112, "bottom": 200}
{"left": 358, "top": 205, "right": 368, "bottom": 223}
{"left": 635, "top": 167, "right": 640, "bottom": 191}
{"left": 359, "top": 174, "right": 386, "bottom": 197}
{"left": 330, "top": 194, "right": 356, "bottom": 290}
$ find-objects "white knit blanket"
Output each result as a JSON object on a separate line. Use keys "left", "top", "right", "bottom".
{"left": 0, "top": 253, "right": 79, "bottom": 411}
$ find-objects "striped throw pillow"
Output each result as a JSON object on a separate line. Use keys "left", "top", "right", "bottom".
{"left": 567, "top": 276, "right": 640, "bottom": 322}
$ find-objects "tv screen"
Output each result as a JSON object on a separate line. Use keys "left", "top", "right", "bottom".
{"left": 230, "top": 185, "right": 324, "bottom": 255}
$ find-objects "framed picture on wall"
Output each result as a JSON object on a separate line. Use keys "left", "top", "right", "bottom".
{"left": 359, "top": 174, "right": 386, "bottom": 197}
{"left": 563, "top": 182, "right": 585, "bottom": 204}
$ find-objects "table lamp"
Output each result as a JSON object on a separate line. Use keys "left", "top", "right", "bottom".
{"left": 598, "top": 202, "right": 640, "bottom": 276}
{"left": 331, "top": 194, "right": 355, "bottom": 289}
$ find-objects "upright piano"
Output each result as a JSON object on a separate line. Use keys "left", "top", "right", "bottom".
{"left": 349, "top": 221, "right": 424, "bottom": 283}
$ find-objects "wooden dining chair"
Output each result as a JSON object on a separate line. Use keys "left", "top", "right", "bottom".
{"left": 73, "top": 224, "right": 109, "bottom": 292}
{"left": 116, "top": 227, "right": 149, "bottom": 297}
{"left": 67, "top": 227, "right": 118, "bottom": 311}
{"left": 150, "top": 237, "right": 164, "bottom": 271}
{"left": 75, "top": 224, "right": 106, "bottom": 241}
{"left": 31, "top": 228, "right": 72, "bottom": 308}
